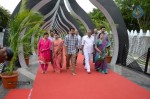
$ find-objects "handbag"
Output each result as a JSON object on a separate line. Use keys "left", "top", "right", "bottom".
{"left": 38, "top": 55, "right": 46, "bottom": 63}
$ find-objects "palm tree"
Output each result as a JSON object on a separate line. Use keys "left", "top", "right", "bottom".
{"left": 7, "top": 0, "right": 44, "bottom": 75}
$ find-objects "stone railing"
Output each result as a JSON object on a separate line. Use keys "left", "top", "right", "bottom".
{"left": 127, "top": 29, "right": 150, "bottom": 57}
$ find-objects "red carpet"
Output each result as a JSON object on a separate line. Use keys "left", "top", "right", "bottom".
{"left": 4, "top": 89, "right": 31, "bottom": 99}
{"left": 30, "top": 54, "right": 150, "bottom": 99}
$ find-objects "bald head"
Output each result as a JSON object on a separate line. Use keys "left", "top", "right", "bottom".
{"left": 87, "top": 30, "right": 92, "bottom": 37}
{"left": 94, "top": 28, "right": 97, "bottom": 34}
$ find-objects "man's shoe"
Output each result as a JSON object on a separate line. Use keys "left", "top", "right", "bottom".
{"left": 72, "top": 73, "right": 76, "bottom": 76}
{"left": 87, "top": 71, "right": 91, "bottom": 74}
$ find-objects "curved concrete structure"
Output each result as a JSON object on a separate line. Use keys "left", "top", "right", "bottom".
{"left": 56, "top": 13, "right": 70, "bottom": 31}
{"left": 60, "top": 0, "right": 83, "bottom": 36}
{"left": 65, "top": 0, "right": 95, "bottom": 32}
{"left": 18, "top": 28, "right": 28, "bottom": 68}
{"left": 55, "top": 19, "right": 67, "bottom": 34}
{"left": 56, "top": 14, "right": 69, "bottom": 32}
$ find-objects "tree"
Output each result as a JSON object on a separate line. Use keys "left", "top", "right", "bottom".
{"left": 0, "top": 6, "right": 10, "bottom": 29}
{"left": 76, "top": 19, "right": 86, "bottom": 36}
{"left": 7, "top": 0, "right": 44, "bottom": 75}
{"left": 88, "top": 8, "right": 107, "bottom": 29}
{"left": 115, "top": 0, "right": 150, "bottom": 31}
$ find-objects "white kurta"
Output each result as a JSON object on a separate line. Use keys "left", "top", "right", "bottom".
{"left": 82, "top": 35, "right": 95, "bottom": 72}
{"left": 77, "top": 34, "right": 82, "bottom": 49}
{"left": 48, "top": 36, "right": 54, "bottom": 50}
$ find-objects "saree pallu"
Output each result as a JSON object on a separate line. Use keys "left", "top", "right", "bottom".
{"left": 52, "top": 38, "right": 64, "bottom": 72}
{"left": 94, "top": 39, "right": 108, "bottom": 73}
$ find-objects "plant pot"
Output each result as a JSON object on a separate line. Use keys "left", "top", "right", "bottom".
{"left": 25, "top": 57, "right": 29, "bottom": 66}
{"left": 0, "top": 71, "right": 18, "bottom": 89}
{"left": 106, "top": 56, "right": 112, "bottom": 63}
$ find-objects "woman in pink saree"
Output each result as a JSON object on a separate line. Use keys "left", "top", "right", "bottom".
{"left": 52, "top": 32, "right": 64, "bottom": 73}
{"left": 38, "top": 32, "right": 51, "bottom": 74}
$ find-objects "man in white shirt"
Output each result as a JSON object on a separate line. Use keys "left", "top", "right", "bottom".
{"left": 48, "top": 30, "right": 54, "bottom": 64}
{"left": 75, "top": 30, "right": 82, "bottom": 65}
{"left": 75, "top": 30, "right": 82, "bottom": 51}
{"left": 48, "top": 30, "right": 54, "bottom": 41}
{"left": 82, "top": 30, "right": 95, "bottom": 74}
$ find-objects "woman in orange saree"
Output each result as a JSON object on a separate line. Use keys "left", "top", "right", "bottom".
{"left": 52, "top": 32, "right": 64, "bottom": 73}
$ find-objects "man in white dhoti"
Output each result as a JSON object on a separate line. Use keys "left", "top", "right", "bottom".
{"left": 82, "top": 30, "right": 95, "bottom": 74}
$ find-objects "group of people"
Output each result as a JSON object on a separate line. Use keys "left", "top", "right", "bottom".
{"left": 37, "top": 26, "right": 111, "bottom": 76}
{"left": 37, "top": 31, "right": 64, "bottom": 74}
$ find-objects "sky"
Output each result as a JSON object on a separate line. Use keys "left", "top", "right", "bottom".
{"left": 0, "top": 0, "right": 96, "bottom": 14}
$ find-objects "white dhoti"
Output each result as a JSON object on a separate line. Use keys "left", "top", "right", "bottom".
{"left": 84, "top": 52, "right": 93, "bottom": 72}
